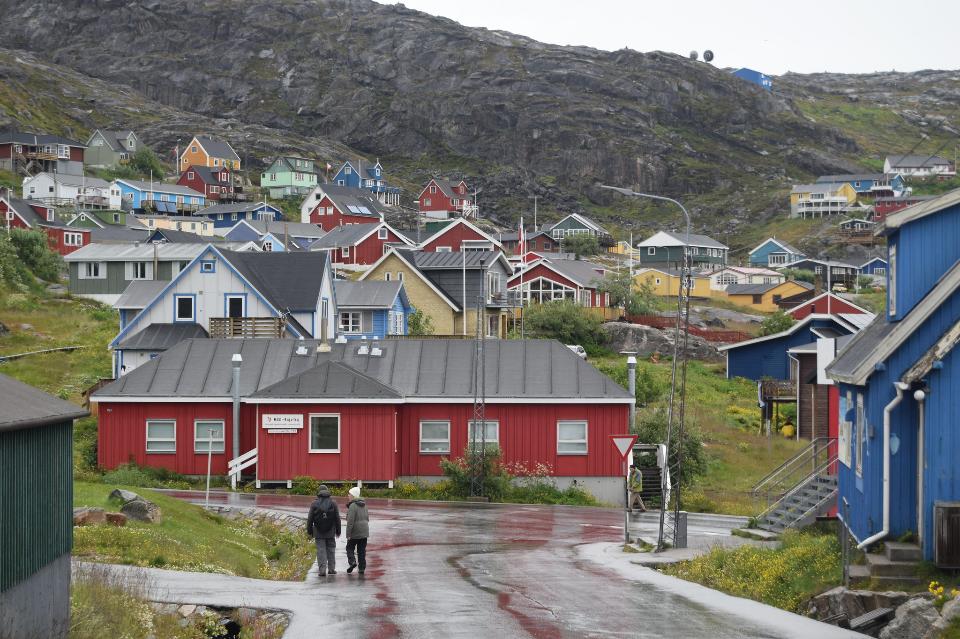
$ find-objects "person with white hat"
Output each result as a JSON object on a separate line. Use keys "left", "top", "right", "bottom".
{"left": 345, "top": 486, "right": 369, "bottom": 574}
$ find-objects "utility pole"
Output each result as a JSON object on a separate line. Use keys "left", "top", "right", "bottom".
{"left": 470, "top": 285, "right": 487, "bottom": 498}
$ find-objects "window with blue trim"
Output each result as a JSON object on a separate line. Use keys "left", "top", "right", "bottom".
{"left": 200, "top": 260, "right": 216, "bottom": 273}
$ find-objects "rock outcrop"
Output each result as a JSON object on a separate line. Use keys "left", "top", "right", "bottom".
{"left": 601, "top": 322, "right": 722, "bottom": 363}
{"left": 880, "top": 598, "right": 940, "bottom": 639}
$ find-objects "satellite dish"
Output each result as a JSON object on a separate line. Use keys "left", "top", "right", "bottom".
{"left": 689, "top": 51, "right": 699, "bottom": 61}
{"left": 703, "top": 50, "right": 714, "bottom": 62}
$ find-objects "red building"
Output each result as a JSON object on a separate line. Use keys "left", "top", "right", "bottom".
{"left": 304, "top": 184, "right": 387, "bottom": 231}
{"left": 93, "top": 338, "right": 633, "bottom": 503}
{"left": 0, "top": 195, "right": 90, "bottom": 255}
{"left": 0, "top": 132, "right": 85, "bottom": 175}
{"left": 872, "top": 195, "right": 937, "bottom": 222}
{"left": 507, "top": 257, "right": 610, "bottom": 307}
{"left": 787, "top": 292, "right": 871, "bottom": 320}
{"left": 419, "top": 217, "right": 503, "bottom": 252}
{"left": 497, "top": 230, "right": 557, "bottom": 255}
{"left": 417, "top": 178, "right": 469, "bottom": 215}
{"left": 309, "top": 222, "right": 414, "bottom": 269}
{"left": 177, "top": 165, "right": 236, "bottom": 202}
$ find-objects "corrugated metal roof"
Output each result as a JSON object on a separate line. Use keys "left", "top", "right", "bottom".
{"left": 114, "top": 280, "right": 168, "bottom": 309}
{"left": 195, "top": 135, "right": 240, "bottom": 161}
{"left": 242, "top": 220, "right": 326, "bottom": 238}
{"left": 886, "top": 154, "right": 951, "bottom": 168}
{"left": 195, "top": 202, "right": 280, "bottom": 216}
{"left": 816, "top": 174, "right": 887, "bottom": 183}
{"left": 308, "top": 223, "right": 379, "bottom": 249}
{"left": 637, "top": 230, "right": 728, "bottom": 250}
{"left": 407, "top": 250, "right": 502, "bottom": 269}
{"left": 116, "top": 322, "right": 209, "bottom": 350}
{"left": 318, "top": 185, "right": 387, "bottom": 218}
{"left": 252, "top": 361, "right": 403, "bottom": 399}
{"left": 88, "top": 226, "right": 152, "bottom": 243}
{"left": 334, "top": 280, "right": 402, "bottom": 309}
{"left": 94, "top": 338, "right": 633, "bottom": 402}
{"left": 0, "top": 373, "right": 88, "bottom": 432}
{"left": 825, "top": 317, "right": 896, "bottom": 381}
{"left": 222, "top": 249, "right": 328, "bottom": 311}
{"left": 0, "top": 131, "right": 84, "bottom": 147}
{"left": 64, "top": 243, "right": 205, "bottom": 261}
{"left": 115, "top": 179, "right": 205, "bottom": 197}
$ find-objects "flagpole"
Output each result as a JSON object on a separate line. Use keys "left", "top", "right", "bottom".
{"left": 519, "top": 216, "right": 525, "bottom": 340}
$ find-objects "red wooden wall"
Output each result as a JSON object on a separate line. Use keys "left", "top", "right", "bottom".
{"left": 421, "top": 223, "right": 488, "bottom": 252}
{"left": 308, "top": 195, "right": 381, "bottom": 231}
{"left": 330, "top": 227, "right": 406, "bottom": 266}
{"left": 789, "top": 295, "right": 866, "bottom": 319}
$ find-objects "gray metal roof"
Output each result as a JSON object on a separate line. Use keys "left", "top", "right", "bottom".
{"left": 637, "top": 230, "right": 728, "bottom": 250}
{"left": 251, "top": 361, "right": 403, "bottom": 400}
{"left": 519, "top": 258, "right": 607, "bottom": 287}
{"left": 28, "top": 172, "right": 111, "bottom": 189}
{"left": 114, "top": 280, "right": 168, "bottom": 309}
{"left": 221, "top": 249, "right": 328, "bottom": 312}
{"left": 195, "top": 202, "right": 280, "bottom": 216}
{"left": 242, "top": 219, "right": 326, "bottom": 239}
{"left": 0, "top": 131, "right": 85, "bottom": 147}
{"left": 88, "top": 226, "right": 153, "bottom": 243}
{"left": 185, "top": 165, "right": 231, "bottom": 185}
{"left": 816, "top": 174, "right": 888, "bottom": 183}
{"left": 64, "top": 243, "right": 205, "bottom": 262}
{"left": 116, "top": 322, "right": 209, "bottom": 350}
{"left": 115, "top": 179, "right": 205, "bottom": 197}
{"left": 94, "top": 338, "right": 633, "bottom": 402}
{"left": 334, "top": 280, "right": 402, "bottom": 309}
{"left": 825, "top": 317, "right": 896, "bottom": 381}
{"left": 726, "top": 281, "right": 813, "bottom": 295}
{"left": 886, "top": 154, "right": 952, "bottom": 168}
{"left": 318, "top": 185, "right": 387, "bottom": 218}
{"left": 308, "top": 223, "right": 380, "bottom": 249}
{"left": 0, "top": 373, "right": 88, "bottom": 432}
{"left": 195, "top": 135, "right": 240, "bottom": 162}
{"left": 791, "top": 183, "right": 848, "bottom": 194}
{"left": 147, "top": 228, "right": 214, "bottom": 243}
{"left": 406, "top": 249, "right": 504, "bottom": 269}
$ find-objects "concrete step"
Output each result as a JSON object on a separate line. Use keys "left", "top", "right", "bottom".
{"left": 865, "top": 552, "right": 919, "bottom": 578}
{"left": 884, "top": 541, "right": 922, "bottom": 563}
{"left": 848, "top": 564, "right": 871, "bottom": 580}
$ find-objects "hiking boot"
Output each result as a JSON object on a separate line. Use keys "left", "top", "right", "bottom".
{"left": 318, "top": 569, "right": 327, "bottom": 577}
{"left": 358, "top": 568, "right": 365, "bottom": 574}
{"left": 347, "top": 564, "right": 356, "bottom": 574}
{"left": 328, "top": 569, "right": 337, "bottom": 574}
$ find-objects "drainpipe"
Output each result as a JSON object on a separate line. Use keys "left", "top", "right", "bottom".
{"left": 627, "top": 355, "right": 637, "bottom": 428}
{"left": 231, "top": 353, "right": 242, "bottom": 488}
{"left": 858, "top": 380, "right": 908, "bottom": 549}
{"left": 914, "top": 389, "right": 926, "bottom": 545}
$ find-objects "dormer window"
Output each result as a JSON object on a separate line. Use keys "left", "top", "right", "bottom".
{"left": 213, "top": 159, "right": 219, "bottom": 166}
{"left": 376, "top": 168, "right": 381, "bottom": 176}
{"left": 46, "top": 209, "right": 54, "bottom": 222}
{"left": 187, "top": 171, "right": 195, "bottom": 180}
{"left": 345, "top": 167, "right": 352, "bottom": 175}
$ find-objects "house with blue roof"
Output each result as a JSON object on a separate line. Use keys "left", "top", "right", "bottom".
{"left": 331, "top": 160, "right": 401, "bottom": 205}
{"left": 816, "top": 173, "right": 905, "bottom": 197}
{"left": 108, "top": 245, "right": 336, "bottom": 377}
{"left": 748, "top": 237, "right": 806, "bottom": 268}
{"left": 112, "top": 179, "right": 206, "bottom": 214}
{"left": 333, "top": 280, "right": 412, "bottom": 340}
{"left": 731, "top": 68, "right": 772, "bottom": 91}
{"left": 194, "top": 202, "right": 283, "bottom": 229}
{"left": 222, "top": 219, "right": 326, "bottom": 251}
{"left": 826, "top": 189, "right": 960, "bottom": 563}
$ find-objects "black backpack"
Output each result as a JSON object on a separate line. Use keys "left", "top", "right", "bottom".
{"left": 314, "top": 498, "right": 336, "bottom": 533}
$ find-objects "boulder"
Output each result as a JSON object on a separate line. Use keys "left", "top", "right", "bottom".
{"left": 178, "top": 604, "right": 197, "bottom": 617}
{"left": 880, "top": 598, "right": 941, "bottom": 639}
{"left": 19, "top": 323, "right": 33, "bottom": 331}
{"left": 601, "top": 322, "right": 722, "bottom": 363}
{"left": 121, "top": 498, "right": 163, "bottom": 524}
{"left": 236, "top": 608, "right": 259, "bottom": 626}
{"left": 808, "top": 587, "right": 914, "bottom": 622}
{"left": 925, "top": 596, "right": 960, "bottom": 638}
{"left": 108, "top": 489, "right": 141, "bottom": 504}
{"left": 105, "top": 512, "right": 127, "bottom": 526}
{"left": 73, "top": 507, "right": 106, "bottom": 526}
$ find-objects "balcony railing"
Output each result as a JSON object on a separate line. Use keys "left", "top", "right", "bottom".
{"left": 209, "top": 317, "right": 285, "bottom": 339}
{"left": 760, "top": 379, "right": 797, "bottom": 400}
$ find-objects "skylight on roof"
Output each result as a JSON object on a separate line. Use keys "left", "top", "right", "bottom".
{"left": 357, "top": 206, "right": 371, "bottom": 215}
{"left": 347, "top": 205, "right": 361, "bottom": 214}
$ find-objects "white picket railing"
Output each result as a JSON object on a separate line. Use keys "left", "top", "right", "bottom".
{"left": 227, "top": 447, "right": 258, "bottom": 488}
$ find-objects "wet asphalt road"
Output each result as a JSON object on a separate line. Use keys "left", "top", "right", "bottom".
{"left": 161, "top": 491, "right": 860, "bottom": 639}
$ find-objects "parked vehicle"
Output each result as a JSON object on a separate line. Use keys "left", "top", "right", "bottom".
{"left": 567, "top": 344, "right": 587, "bottom": 359}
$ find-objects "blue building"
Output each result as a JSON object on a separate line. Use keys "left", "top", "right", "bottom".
{"left": 192, "top": 202, "right": 283, "bottom": 229}
{"left": 732, "top": 68, "right": 773, "bottom": 91}
{"left": 333, "top": 279, "right": 411, "bottom": 340}
{"left": 859, "top": 256, "right": 888, "bottom": 276}
{"left": 720, "top": 313, "right": 867, "bottom": 381}
{"left": 827, "top": 190, "right": 960, "bottom": 561}
{"left": 332, "top": 160, "right": 401, "bottom": 205}
{"left": 112, "top": 179, "right": 206, "bottom": 213}
{"left": 748, "top": 237, "right": 806, "bottom": 268}
{"left": 222, "top": 219, "right": 325, "bottom": 250}
{"left": 816, "top": 173, "right": 905, "bottom": 197}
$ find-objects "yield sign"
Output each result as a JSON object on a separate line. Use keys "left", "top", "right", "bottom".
{"left": 609, "top": 434, "right": 638, "bottom": 459}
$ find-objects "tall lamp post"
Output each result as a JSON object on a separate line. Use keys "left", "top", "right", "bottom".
{"left": 600, "top": 185, "right": 692, "bottom": 552}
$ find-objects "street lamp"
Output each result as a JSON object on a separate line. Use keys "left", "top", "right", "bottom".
{"left": 600, "top": 184, "right": 692, "bottom": 553}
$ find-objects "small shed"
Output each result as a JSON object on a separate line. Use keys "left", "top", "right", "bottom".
{"left": 0, "top": 374, "right": 87, "bottom": 639}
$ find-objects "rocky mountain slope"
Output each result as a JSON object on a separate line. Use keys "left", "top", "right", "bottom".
{"left": 0, "top": 0, "right": 957, "bottom": 245}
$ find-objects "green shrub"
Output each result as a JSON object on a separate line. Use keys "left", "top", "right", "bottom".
{"left": 440, "top": 447, "right": 512, "bottom": 501}
{"left": 759, "top": 310, "right": 795, "bottom": 336}
{"left": 407, "top": 308, "right": 434, "bottom": 336}
{"left": 9, "top": 228, "right": 62, "bottom": 282}
{"left": 522, "top": 300, "right": 606, "bottom": 348}
{"left": 290, "top": 475, "right": 321, "bottom": 495}
{"left": 635, "top": 409, "right": 707, "bottom": 486}
{"left": 101, "top": 463, "right": 192, "bottom": 489}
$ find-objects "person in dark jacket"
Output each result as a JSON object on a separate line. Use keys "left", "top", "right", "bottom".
{"left": 345, "top": 486, "right": 369, "bottom": 574}
{"left": 307, "top": 484, "right": 341, "bottom": 576}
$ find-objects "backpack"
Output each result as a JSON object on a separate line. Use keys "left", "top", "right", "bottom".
{"left": 313, "top": 498, "right": 336, "bottom": 533}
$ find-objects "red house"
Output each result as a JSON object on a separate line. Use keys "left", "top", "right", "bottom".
{"left": 177, "top": 165, "right": 236, "bottom": 202}
{"left": 507, "top": 257, "right": 610, "bottom": 307}
{"left": 417, "top": 178, "right": 470, "bottom": 215}
{"left": 309, "top": 221, "right": 414, "bottom": 269}
{"left": 786, "top": 292, "right": 871, "bottom": 320}
{"left": 304, "top": 184, "right": 387, "bottom": 231}
{"left": 0, "top": 132, "right": 85, "bottom": 176}
{"left": 497, "top": 230, "right": 557, "bottom": 255}
{"left": 418, "top": 217, "right": 503, "bottom": 252}
{"left": 0, "top": 195, "right": 90, "bottom": 255}
{"left": 92, "top": 338, "right": 634, "bottom": 504}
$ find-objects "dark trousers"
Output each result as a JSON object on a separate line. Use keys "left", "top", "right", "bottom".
{"left": 315, "top": 537, "right": 336, "bottom": 573}
{"left": 346, "top": 538, "right": 367, "bottom": 570}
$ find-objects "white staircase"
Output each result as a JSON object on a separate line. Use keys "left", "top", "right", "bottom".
{"left": 227, "top": 447, "right": 258, "bottom": 488}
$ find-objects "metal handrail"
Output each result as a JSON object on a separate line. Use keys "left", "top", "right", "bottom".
{"left": 780, "top": 485, "right": 838, "bottom": 530}
{"left": 752, "top": 437, "right": 836, "bottom": 495}
{"left": 757, "top": 453, "right": 838, "bottom": 522}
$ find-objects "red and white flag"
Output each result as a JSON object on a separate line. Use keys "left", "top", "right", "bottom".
{"left": 517, "top": 217, "right": 525, "bottom": 256}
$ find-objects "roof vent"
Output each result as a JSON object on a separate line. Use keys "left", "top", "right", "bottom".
{"left": 357, "top": 337, "right": 369, "bottom": 356}
{"left": 335, "top": 334, "right": 348, "bottom": 344}
{"left": 295, "top": 344, "right": 309, "bottom": 356}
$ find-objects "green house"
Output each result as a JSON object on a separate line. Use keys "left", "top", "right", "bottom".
{"left": 260, "top": 156, "right": 318, "bottom": 198}
{"left": 636, "top": 230, "right": 729, "bottom": 270}
{"left": 0, "top": 374, "right": 87, "bottom": 639}
{"left": 66, "top": 209, "right": 143, "bottom": 229}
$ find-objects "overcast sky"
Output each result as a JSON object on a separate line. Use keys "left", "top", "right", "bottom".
{"left": 389, "top": 0, "right": 960, "bottom": 75}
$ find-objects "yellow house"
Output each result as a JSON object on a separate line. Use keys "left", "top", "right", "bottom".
{"left": 790, "top": 182, "right": 857, "bottom": 218}
{"left": 179, "top": 135, "right": 241, "bottom": 173}
{"left": 634, "top": 267, "right": 713, "bottom": 299}
{"left": 608, "top": 240, "right": 638, "bottom": 257}
{"left": 723, "top": 280, "right": 814, "bottom": 312}
{"left": 359, "top": 250, "right": 511, "bottom": 337}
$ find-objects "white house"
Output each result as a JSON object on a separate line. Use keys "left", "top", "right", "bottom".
{"left": 883, "top": 154, "right": 956, "bottom": 178}
{"left": 22, "top": 172, "right": 121, "bottom": 209}
{"left": 707, "top": 266, "right": 785, "bottom": 291}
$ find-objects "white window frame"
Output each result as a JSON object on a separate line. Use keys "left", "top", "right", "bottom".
{"left": 146, "top": 419, "right": 176, "bottom": 454}
{"left": 385, "top": 272, "right": 392, "bottom": 281}
{"left": 309, "top": 413, "right": 340, "bottom": 453}
{"left": 174, "top": 295, "right": 195, "bottom": 322}
{"left": 855, "top": 393, "right": 865, "bottom": 477}
{"left": 467, "top": 420, "right": 500, "bottom": 450}
{"left": 80, "top": 261, "right": 106, "bottom": 279}
{"left": 378, "top": 227, "right": 388, "bottom": 240}
{"left": 888, "top": 244, "right": 897, "bottom": 316}
{"left": 341, "top": 246, "right": 351, "bottom": 258}
{"left": 647, "top": 247, "right": 656, "bottom": 255}
{"left": 194, "top": 420, "right": 225, "bottom": 453}
{"left": 263, "top": 241, "right": 273, "bottom": 252}
{"left": 435, "top": 246, "right": 452, "bottom": 253}
{"left": 339, "top": 311, "right": 362, "bottom": 334}
{"left": 200, "top": 261, "right": 216, "bottom": 273}
{"left": 419, "top": 420, "right": 450, "bottom": 454}
{"left": 64, "top": 232, "right": 83, "bottom": 247}
{"left": 557, "top": 420, "right": 588, "bottom": 455}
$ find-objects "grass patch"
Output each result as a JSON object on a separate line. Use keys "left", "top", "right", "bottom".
{"left": 73, "top": 482, "right": 314, "bottom": 580}
{"left": 661, "top": 529, "right": 841, "bottom": 613}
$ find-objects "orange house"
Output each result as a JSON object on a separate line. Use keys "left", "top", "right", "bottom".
{"left": 179, "top": 135, "right": 241, "bottom": 172}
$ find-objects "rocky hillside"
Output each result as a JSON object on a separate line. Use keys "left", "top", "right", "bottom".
{"left": 0, "top": 0, "right": 957, "bottom": 243}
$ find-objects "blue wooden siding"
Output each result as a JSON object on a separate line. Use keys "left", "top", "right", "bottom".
{"left": 891, "top": 202, "right": 960, "bottom": 320}
{"left": 838, "top": 287, "right": 960, "bottom": 557}
{"left": 726, "top": 319, "right": 852, "bottom": 381}
{"left": 749, "top": 240, "right": 802, "bottom": 266}
{"left": 206, "top": 206, "right": 281, "bottom": 229}
{"left": 116, "top": 182, "right": 206, "bottom": 209}
{"left": 861, "top": 258, "right": 888, "bottom": 275}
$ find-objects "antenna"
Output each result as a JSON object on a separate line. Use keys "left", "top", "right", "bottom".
{"left": 689, "top": 51, "right": 699, "bottom": 61}
{"left": 703, "top": 50, "right": 714, "bottom": 63}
